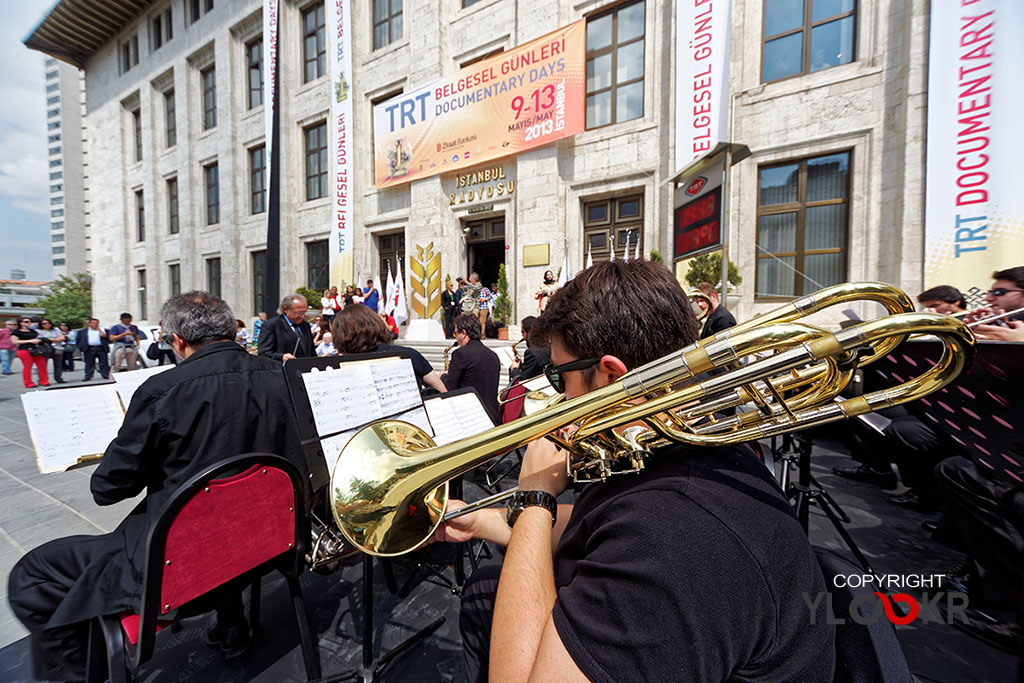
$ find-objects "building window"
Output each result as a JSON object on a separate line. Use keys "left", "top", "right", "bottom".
{"left": 164, "top": 89, "right": 176, "bottom": 147}
{"left": 136, "top": 190, "right": 145, "bottom": 241}
{"left": 190, "top": 0, "right": 214, "bottom": 24}
{"left": 49, "top": 160, "right": 61, "bottom": 168}
{"left": 167, "top": 177, "right": 179, "bottom": 234}
{"left": 51, "top": 209, "right": 63, "bottom": 217}
{"left": 138, "top": 269, "right": 148, "bottom": 319}
{"left": 48, "top": 109, "right": 59, "bottom": 119}
{"left": 132, "top": 109, "right": 142, "bottom": 162}
{"left": 204, "top": 163, "right": 220, "bottom": 225}
{"left": 46, "top": 83, "right": 59, "bottom": 93}
{"left": 48, "top": 121, "right": 60, "bottom": 130}
{"left": 756, "top": 151, "right": 850, "bottom": 299}
{"left": 304, "top": 122, "right": 328, "bottom": 200}
{"left": 372, "top": 0, "right": 402, "bottom": 50}
{"left": 51, "top": 222, "right": 64, "bottom": 231}
{"left": 302, "top": 4, "right": 326, "bottom": 83}
{"left": 762, "top": 0, "right": 855, "bottom": 83}
{"left": 582, "top": 194, "right": 643, "bottom": 262}
{"left": 121, "top": 35, "right": 140, "bottom": 74}
{"left": 252, "top": 250, "right": 266, "bottom": 315}
{"left": 249, "top": 145, "right": 266, "bottom": 214}
{"left": 50, "top": 184, "right": 63, "bottom": 193}
{"left": 201, "top": 66, "right": 217, "bottom": 130}
{"left": 50, "top": 197, "right": 63, "bottom": 205}
{"left": 152, "top": 8, "right": 172, "bottom": 50}
{"left": 50, "top": 171, "right": 63, "bottom": 180}
{"left": 585, "top": 1, "right": 645, "bottom": 130}
{"left": 46, "top": 70, "right": 58, "bottom": 80}
{"left": 48, "top": 134, "right": 61, "bottom": 143}
{"left": 46, "top": 95, "right": 60, "bottom": 106}
{"left": 247, "top": 38, "right": 264, "bottom": 109}
{"left": 307, "top": 240, "right": 329, "bottom": 291}
{"left": 52, "top": 233, "right": 65, "bottom": 242}
{"left": 206, "top": 257, "right": 222, "bottom": 298}
{"left": 52, "top": 246, "right": 66, "bottom": 254}
{"left": 53, "top": 258, "right": 66, "bottom": 266}
{"left": 49, "top": 147, "right": 61, "bottom": 156}
{"left": 168, "top": 263, "right": 181, "bottom": 296}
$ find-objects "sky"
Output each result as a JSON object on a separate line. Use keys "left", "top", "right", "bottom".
{"left": 0, "top": 1, "right": 63, "bottom": 283}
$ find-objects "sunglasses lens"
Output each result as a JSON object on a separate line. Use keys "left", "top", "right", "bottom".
{"left": 991, "top": 289, "right": 1006, "bottom": 296}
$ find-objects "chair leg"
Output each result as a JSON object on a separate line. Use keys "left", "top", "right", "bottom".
{"left": 85, "top": 619, "right": 107, "bottom": 683}
{"left": 96, "top": 616, "right": 130, "bottom": 683}
{"left": 287, "top": 574, "right": 322, "bottom": 680}
{"left": 249, "top": 576, "right": 262, "bottom": 634}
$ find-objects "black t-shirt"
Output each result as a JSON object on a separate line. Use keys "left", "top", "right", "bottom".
{"left": 12, "top": 329, "right": 38, "bottom": 341}
{"left": 552, "top": 444, "right": 834, "bottom": 683}
{"left": 377, "top": 343, "right": 433, "bottom": 388}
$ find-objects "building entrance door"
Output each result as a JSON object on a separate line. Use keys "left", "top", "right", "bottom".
{"left": 377, "top": 230, "right": 405, "bottom": 283}
{"left": 464, "top": 216, "right": 505, "bottom": 291}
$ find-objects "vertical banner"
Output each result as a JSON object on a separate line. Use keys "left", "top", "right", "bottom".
{"left": 925, "top": 1, "right": 1024, "bottom": 304}
{"left": 263, "top": 0, "right": 278, "bottom": 173}
{"left": 372, "top": 21, "right": 585, "bottom": 188}
{"left": 329, "top": 0, "right": 355, "bottom": 286}
{"left": 674, "top": 0, "right": 731, "bottom": 172}
{"left": 263, "top": 0, "right": 281, "bottom": 310}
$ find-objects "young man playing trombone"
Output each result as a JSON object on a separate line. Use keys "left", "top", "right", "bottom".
{"left": 434, "top": 260, "right": 835, "bottom": 683}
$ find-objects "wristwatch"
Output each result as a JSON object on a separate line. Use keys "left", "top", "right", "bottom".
{"left": 506, "top": 490, "right": 557, "bottom": 528}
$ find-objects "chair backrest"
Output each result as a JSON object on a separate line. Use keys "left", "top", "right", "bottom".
{"left": 500, "top": 381, "right": 527, "bottom": 424}
{"left": 813, "top": 547, "right": 914, "bottom": 683}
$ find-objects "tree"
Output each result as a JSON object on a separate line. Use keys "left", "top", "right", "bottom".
{"left": 649, "top": 249, "right": 664, "bottom": 263}
{"left": 38, "top": 273, "right": 92, "bottom": 328}
{"left": 684, "top": 251, "right": 742, "bottom": 289}
{"left": 296, "top": 286, "right": 321, "bottom": 309}
{"left": 492, "top": 263, "right": 513, "bottom": 326}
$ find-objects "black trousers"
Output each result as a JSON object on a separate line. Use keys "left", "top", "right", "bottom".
{"left": 49, "top": 353, "right": 63, "bottom": 383}
{"left": 9, "top": 533, "right": 249, "bottom": 681}
{"left": 460, "top": 564, "right": 502, "bottom": 683}
{"left": 61, "top": 348, "right": 74, "bottom": 371}
{"left": 934, "top": 456, "right": 1024, "bottom": 609}
{"left": 156, "top": 349, "right": 177, "bottom": 366}
{"left": 82, "top": 346, "right": 109, "bottom": 379}
{"left": 846, "top": 408, "right": 946, "bottom": 501}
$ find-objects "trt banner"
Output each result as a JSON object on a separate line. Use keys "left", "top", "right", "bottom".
{"left": 925, "top": 0, "right": 1024, "bottom": 303}
{"left": 372, "top": 20, "right": 585, "bottom": 188}
{"left": 674, "top": 0, "right": 731, "bottom": 173}
{"left": 329, "top": 0, "right": 355, "bottom": 285}
{"left": 262, "top": 0, "right": 278, "bottom": 172}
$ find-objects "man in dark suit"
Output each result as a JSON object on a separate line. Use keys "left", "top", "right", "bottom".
{"left": 75, "top": 317, "right": 110, "bottom": 380}
{"left": 8, "top": 291, "right": 309, "bottom": 681}
{"left": 509, "top": 315, "right": 550, "bottom": 382}
{"left": 257, "top": 293, "right": 314, "bottom": 361}
{"left": 442, "top": 313, "right": 501, "bottom": 423}
{"left": 695, "top": 282, "right": 737, "bottom": 339}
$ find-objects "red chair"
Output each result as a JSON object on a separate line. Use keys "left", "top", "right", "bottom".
{"left": 86, "top": 453, "right": 321, "bottom": 682}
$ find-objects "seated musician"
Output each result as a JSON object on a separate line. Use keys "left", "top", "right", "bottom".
{"left": 509, "top": 315, "right": 551, "bottom": 382}
{"left": 971, "top": 266, "right": 1024, "bottom": 341}
{"left": 7, "top": 292, "right": 309, "bottom": 681}
{"left": 916, "top": 284, "right": 966, "bottom": 315}
{"left": 436, "top": 260, "right": 834, "bottom": 682}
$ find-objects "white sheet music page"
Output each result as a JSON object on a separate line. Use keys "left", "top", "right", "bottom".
{"left": 21, "top": 386, "right": 125, "bottom": 474}
{"left": 370, "top": 357, "right": 422, "bottom": 415}
{"left": 111, "top": 365, "right": 174, "bottom": 410}
{"left": 424, "top": 392, "right": 494, "bottom": 446}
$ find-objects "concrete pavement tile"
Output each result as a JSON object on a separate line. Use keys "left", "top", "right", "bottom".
{"left": 10, "top": 518, "right": 104, "bottom": 551}
{"left": 0, "top": 617, "right": 29, "bottom": 650}
{"left": 0, "top": 504, "right": 70, "bottom": 535}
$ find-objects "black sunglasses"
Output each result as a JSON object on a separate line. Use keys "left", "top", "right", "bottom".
{"left": 989, "top": 288, "right": 1024, "bottom": 297}
{"left": 544, "top": 357, "right": 602, "bottom": 394}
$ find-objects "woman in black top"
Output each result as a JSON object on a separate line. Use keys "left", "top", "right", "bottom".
{"left": 331, "top": 304, "right": 447, "bottom": 394}
{"left": 11, "top": 317, "right": 50, "bottom": 388}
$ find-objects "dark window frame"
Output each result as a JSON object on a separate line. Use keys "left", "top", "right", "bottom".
{"left": 761, "top": 0, "right": 857, "bottom": 84}
{"left": 754, "top": 150, "right": 851, "bottom": 301}
{"left": 249, "top": 145, "right": 266, "bottom": 214}
{"left": 252, "top": 250, "right": 266, "bottom": 315}
{"left": 138, "top": 269, "right": 148, "bottom": 319}
{"left": 206, "top": 257, "right": 222, "bottom": 298}
{"left": 204, "top": 162, "right": 220, "bottom": 225}
{"left": 302, "top": 4, "right": 326, "bottom": 83}
{"left": 246, "top": 37, "right": 264, "bottom": 109}
{"left": 164, "top": 89, "right": 176, "bottom": 147}
{"left": 585, "top": 0, "right": 646, "bottom": 130}
{"left": 135, "top": 189, "right": 145, "bottom": 241}
{"left": 132, "top": 108, "right": 142, "bottom": 162}
{"left": 201, "top": 65, "right": 217, "bottom": 130}
{"left": 307, "top": 240, "right": 329, "bottom": 291}
{"left": 168, "top": 263, "right": 181, "bottom": 297}
{"left": 167, "top": 177, "right": 179, "bottom": 234}
{"left": 582, "top": 194, "right": 643, "bottom": 262}
{"left": 304, "top": 122, "right": 328, "bottom": 200}
{"left": 372, "top": 0, "right": 403, "bottom": 51}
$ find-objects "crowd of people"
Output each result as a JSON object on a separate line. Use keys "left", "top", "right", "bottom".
{"left": 4, "top": 263, "right": 1022, "bottom": 680}
{"left": 441, "top": 272, "right": 506, "bottom": 339}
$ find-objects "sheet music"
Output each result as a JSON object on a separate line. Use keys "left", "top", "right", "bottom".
{"left": 111, "top": 365, "right": 174, "bottom": 409}
{"left": 302, "top": 364, "right": 381, "bottom": 436}
{"left": 318, "top": 405, "right": 434, "bottom": 473}
{"left": 424, "top": 392, "right": 494, "bottom": 446}
{"left": 21, "top": 386, "right": 125, "bottom": 474}
{"left": 370, "top": 358, "right": 422, "bottom": 414}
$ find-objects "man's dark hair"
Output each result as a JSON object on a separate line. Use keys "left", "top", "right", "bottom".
{"left": 120, "top": 312, "right": 132, "bottom": 320}
{"left": 533, "top": 260, "right": 698, "bottom": 370}
{"left": 160, "top": 291, "right": 235, "bottom": 347}
{"left": 917, "top": 285, "right": 965, "bottom": 308}
{"left": 521, "top": 316, "right": 537, "bottom": 335}
{"left": 993, "top": 267, "right": 1024, "bottom": 289}
{"left": 455, "top": 313, "right": 482, "bottom": 340}
{"left": 331, "top": 304, "right": 391, "bottom": 353}
{"left": 695, "top": 282, "right": 717, "bottom": 299}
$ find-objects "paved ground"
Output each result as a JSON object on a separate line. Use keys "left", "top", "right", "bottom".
{"left": 0, "top": 369, "right": 1019, "bottom": 682}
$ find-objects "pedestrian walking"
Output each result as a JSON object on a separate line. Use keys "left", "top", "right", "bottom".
{"left": 36, "top": 319, "right": 67, "bottom": 384}
{"left": 11, "top": 317, "right": 50, "bottom": 388}
{"left": 0, "top": 319, "right": 16, "bottom": 376}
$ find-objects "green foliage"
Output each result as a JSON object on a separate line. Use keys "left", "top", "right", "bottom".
{"left": 296, "top": 286, "right": 321, "bottom": 307}
{"left": 649, "top": 249, "right": 664, "bottom": 263}
{"left": 684, "top": 251, "right": 742, "bottom": 289}
{"left": 38, "top": 273, "right": 92, "bottom": 328}
{"left": 493, "top": 263, "right": 513, "bottom": 326}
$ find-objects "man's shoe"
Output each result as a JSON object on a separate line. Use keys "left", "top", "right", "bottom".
{"left": 832, "top": 464, "right": 898, "bottom": 489}
{"left": 206, "top": 622, "right": 253, "bottom": 661}
{"left": 885, "top": 490, "right": 938, "bottom": 512}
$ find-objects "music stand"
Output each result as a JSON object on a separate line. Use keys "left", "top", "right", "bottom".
{"left": 282, "top": 354, "right": 445, "bottom": 682}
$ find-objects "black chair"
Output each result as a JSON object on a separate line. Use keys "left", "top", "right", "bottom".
{"left": 814, "top": 547, "right": 914, "bottom": 683}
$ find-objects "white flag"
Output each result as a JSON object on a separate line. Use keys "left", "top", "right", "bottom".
{"left": 372, "top": 269, "right": 381, "bottom": 308}
{"left": 610, "top": 239, "right": 616, "bottom": 262}
{"left": 634, "top": 235, "right": 641, "bottom": 260}
{"left": 558, "top": 250, "right": 570, "bottom": 286}
{"left": 392, "top": 259, "right": 409, "bottom": 325}
{"left": 586, "top": 241, "right": 593, "bottom": 269}
{"left": 623, "top": 233, "right": 630, "bottom": 261}
{"left": 384, "top": 264, "right": 396, "bottom": 315}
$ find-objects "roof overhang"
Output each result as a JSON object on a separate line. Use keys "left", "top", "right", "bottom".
{"left": 663, "top": 142, "right": 752, "bottom": 187}
{"left": 23, "top": 0, "right": 154, "bottom": 68}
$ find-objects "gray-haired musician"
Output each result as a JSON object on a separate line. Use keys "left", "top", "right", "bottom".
{"left": 436, "top": 260, "right": 834, "bottom": 682}
{"left": 7, "top": 291, "right": 308, "bottom": 681}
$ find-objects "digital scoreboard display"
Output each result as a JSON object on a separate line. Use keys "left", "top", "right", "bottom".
{"left": 674, "top": 186, "right": 722, "bottom": 260}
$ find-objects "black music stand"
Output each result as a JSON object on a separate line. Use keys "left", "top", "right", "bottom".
{"left": 282, "top": 354, "right": 446, "bottom": 682}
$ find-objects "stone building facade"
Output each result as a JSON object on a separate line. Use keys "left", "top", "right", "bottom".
{"left": 28, "top": 0, "right": 929, "bottom": 327}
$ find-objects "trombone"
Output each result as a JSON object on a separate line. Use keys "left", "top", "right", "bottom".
{"left": 319, "top": 283, "right": 974, "bottom": 559}
{"left": 688, "top": 289, "right": 713, "bottom": 323}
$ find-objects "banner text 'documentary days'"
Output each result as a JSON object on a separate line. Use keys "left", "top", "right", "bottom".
{"left": 373, "top": 21, "right": 585, "bottom": 188}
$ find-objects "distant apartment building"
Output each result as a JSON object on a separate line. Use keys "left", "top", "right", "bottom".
{"left": 44, "top": 57, "right": 87, "bottom": 278}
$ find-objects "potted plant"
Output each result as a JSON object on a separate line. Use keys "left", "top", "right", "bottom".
{"left": 493, "top": 263, "right": 513, "bottom": 340}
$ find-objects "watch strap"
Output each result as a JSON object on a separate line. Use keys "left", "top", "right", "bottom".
{"left": 506, "top": 490, "right": 557, "bottom": 528}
